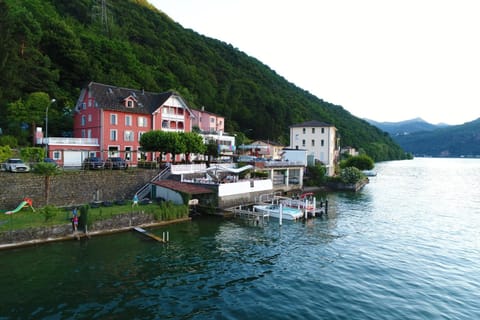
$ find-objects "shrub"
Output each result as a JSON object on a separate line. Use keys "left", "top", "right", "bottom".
{"left": 340, "top": 154, "right": 374, "bottom": 171}
{"left": 340, "top": 167, "right": 366, "bottom": 184}
{"left": 42, "top": 205, "right": 59, "bottom": 222}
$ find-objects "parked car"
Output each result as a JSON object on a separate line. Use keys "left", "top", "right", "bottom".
{"left": 5, "top": 158, "right": 30, "bottom": 173}
{"left": 104, "top": 157, "right": 128, "bottom": 170}
{"left": 43, "top": 158, "right": 59, "bottom": 167}
{"left": 82, "top": 157, "right": 104, "bottom": 170}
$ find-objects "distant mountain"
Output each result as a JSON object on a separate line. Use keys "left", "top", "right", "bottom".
{"left": 376, "top": 118, "right": 480, "bottom": 157}
{"left": 365, "top": 118, "right": 450, "bottom": 136}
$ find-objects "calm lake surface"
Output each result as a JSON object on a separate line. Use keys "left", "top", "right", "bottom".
{"left": 1, "top": 158, "right": 480, "bottom": 319}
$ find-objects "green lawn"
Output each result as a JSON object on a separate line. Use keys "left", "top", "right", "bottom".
{"left": 0, "top": 201, "right": 189, "bottom": 232}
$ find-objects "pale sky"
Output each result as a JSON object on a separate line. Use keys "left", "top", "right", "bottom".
{"left": 150, "top": 0, "right": 480, "bottom": 125}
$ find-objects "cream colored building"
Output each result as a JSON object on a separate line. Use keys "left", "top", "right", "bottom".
{"left": 289, "top": 120, "right": 338, "bottom": 176}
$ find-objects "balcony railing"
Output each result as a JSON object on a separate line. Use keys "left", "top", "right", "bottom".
{"left": 44, "top": 137, "right": 99, "bottom": 145}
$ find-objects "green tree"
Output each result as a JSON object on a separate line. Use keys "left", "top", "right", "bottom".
{"left": 180, "top": 132, "right": 206, "bottom": 163}
{"left": 339, "top": 167, "right": 365, "bottom": 184}
{"left": 20, "top": 147, "right": 45, "bottom": 163}
{"left": 0, "top": 145, "right": 13, "bottom": 162}
{"left": 164, "top": 132, "right": 186, "bottom": 164}
{"left": 6, "top": 92, "right": 54, "bottom": 146}
{"left": 139, "top": 130, "right": 169, "bottom": 163}
{"left": 33, "top": 162, "right": 59, "bottom": 205}
{"left": 340, "top": 154, "right": 374, "bottom": 171}
{"left": 205, "top": 140, "right": 219, "bottom": 163}
{"left": 0, "top": 135, "right": 18, "bottom": 148}
{"left": 306, "top": 164, "right": 327, "bottom": 186}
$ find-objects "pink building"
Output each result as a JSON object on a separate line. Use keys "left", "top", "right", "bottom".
{"left": 191, "top": 107, "right": 225, "bottom": 133}
{"left": 73, "top": 82, "right": 195, "bottom": 165}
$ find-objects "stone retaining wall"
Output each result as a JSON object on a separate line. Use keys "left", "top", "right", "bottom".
{"left": 0, "top": 211, "right": 161, "bottom": 245}
{"left": 0, "top": 169, "right": 159, "bottom": 209}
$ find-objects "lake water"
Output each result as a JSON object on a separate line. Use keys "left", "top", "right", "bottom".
{"left": 1, "top": 158, "right": 480, "bottom": 319}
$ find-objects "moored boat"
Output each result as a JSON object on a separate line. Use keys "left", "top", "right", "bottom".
{"left": 253, "top": 204, "right": 303, "bottom": 220}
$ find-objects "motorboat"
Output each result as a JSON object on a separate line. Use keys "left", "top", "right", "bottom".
{"left": 253, "top": 204, "right": 303, "bottom": 220}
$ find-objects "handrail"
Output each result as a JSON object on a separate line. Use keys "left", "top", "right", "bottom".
{"left": 136, "top": 167, "right": 171, "bottom": 200}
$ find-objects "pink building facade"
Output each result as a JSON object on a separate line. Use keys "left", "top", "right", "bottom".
{"left": 73, "top": 82, "right": 194, "bottom": 165}
{"left": 191, "top": 107, "right": 225, "bottom": 133}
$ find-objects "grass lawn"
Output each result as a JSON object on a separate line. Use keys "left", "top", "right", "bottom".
{"left": 0, "top": 201, "right": 188, "bottom": 232}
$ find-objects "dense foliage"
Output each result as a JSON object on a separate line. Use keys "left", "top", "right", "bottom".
{"left": 0, "top": 0, "right": 407, "bottom": 161}
{"left": 340, "top": 155, "right": 375, "bottom": 171}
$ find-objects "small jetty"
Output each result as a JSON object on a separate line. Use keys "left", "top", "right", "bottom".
{"left": 133, "top": 227, "right": 169, "bottom": 243}
{"left": 229, "top": 205, "right": 270, "bottom": 226}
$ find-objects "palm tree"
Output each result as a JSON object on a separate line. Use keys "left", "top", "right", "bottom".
{"left": 33, "top": 162, "right": 59, "bottom": 205}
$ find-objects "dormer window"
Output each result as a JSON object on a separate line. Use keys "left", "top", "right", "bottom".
{"left": 123, "top": 95, "right": 137, "bottom": 108}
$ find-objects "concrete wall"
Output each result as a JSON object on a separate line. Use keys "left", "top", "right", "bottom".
{"left": 0, "top": 169, "right": 159, "bottom": 210}
{"left": 218, "top": 179, "right": 273, "bottom": 197}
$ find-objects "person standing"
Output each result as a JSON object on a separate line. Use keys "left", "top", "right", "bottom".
{"left": 71, "top": 207, "right": 78, "bottom": 231}
{"left": 73, "top": 214, "right": 79, "bottom": 232}
{"left": 132, "top": 194, "right": 139, "bottom": 208}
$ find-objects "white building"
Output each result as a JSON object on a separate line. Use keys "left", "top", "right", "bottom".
{"left": 289, "top": 120, "right": 338, "bottom": 176}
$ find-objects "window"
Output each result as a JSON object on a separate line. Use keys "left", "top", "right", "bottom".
{"left": 108, "top": 146, "right": 119, "bottom": 157}
{"left": 110, "top": 129, "right": 117, "bottom": 141}
{"left": 312, "top": 128, "right": 315, "bottom": 134}
{"left": 81, "top": 115, "right": 86, "bottom": 126}
{"left": 302, "top": 128, "right": 306, "bottom": 134}
{"left": 53, "top": 151, "right": 61, "bottom": 160}
{"left": 162, "top": 120, "right": 169, "bottom": 128}
{"left": 138, "top": 117, "right": 147, "bottom": 127}
{"left": 127, "top": 100, "right": 134, "bottom": 108}
{"left": 124, "top": 130, "right": 134, "bottom": 142}
{"left": 87, "top": 129, "right": 92, "bottom": 138}
{"left": 81, "top": 129, "right": 86, "bottom": 138}
{"left": 82, "top": 102, "right": 86, "bottom": 110}
{"left": 138, "top": 131, "right": 145, "bottom": 142}
{"left": 125, "top": 115, "right": 132, "bottom": 126}
{"left": 210, "top": 117, "right": 215, "bottom": 123}
{"left": 110, "top": 114, "right": 117, "bottom": 125}
{"left": 88, "top": 114, "right": 92, "bottom": 122}
{"left": 311, "top": 139, "right": 315, "bottom": 146}
{"left": 302, "top": 139, "right": 306, "bottom": 147}
{"left": 321, "top": 139, "right": 324, "bottom": 147}
{"left": 125, "top": 147, "right": 132, "bottom": 161}
{"left": 321, "top": 128, "right": 325, "bottom": 134}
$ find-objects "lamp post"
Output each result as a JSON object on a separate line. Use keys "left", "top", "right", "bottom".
{"left": 45, "top": 98, "right": 56, "bottom": 156}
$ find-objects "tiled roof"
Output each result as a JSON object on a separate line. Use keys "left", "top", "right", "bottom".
{"left": 289, "top": 120, "right": 334, "bottom": 128}
{"left": 152, "top": 180, "right": 214, "bottom": 195}
{"left": 86, "top": 82, "right": 176, "bottom": 114}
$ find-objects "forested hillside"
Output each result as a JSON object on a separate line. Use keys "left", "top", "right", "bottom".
{"left": 0, "top": 0, "right": 407, "bottom": 161}
{"left": 394, "top": 118, "right": 480, "bottom": 157}
{"left": 365, "top": 118, "right": 449, "bottom": 136}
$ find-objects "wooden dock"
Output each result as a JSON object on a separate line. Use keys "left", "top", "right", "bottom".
{"left": 230, "top": 206, "right": 269, "bottom": 226}
{"left": 133, "top": 227, "right": 169, "bottom": 243}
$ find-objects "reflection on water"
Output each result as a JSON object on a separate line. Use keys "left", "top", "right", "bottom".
{"left": 1, "top": 158, "right": 480, "bottom": 319}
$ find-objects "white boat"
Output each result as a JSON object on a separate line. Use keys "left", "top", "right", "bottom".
{"left": 362, "top": 170, "right": 377, "bottom": 177}
{"left": 253, "top": 204, "right": 303, "bottom": 220}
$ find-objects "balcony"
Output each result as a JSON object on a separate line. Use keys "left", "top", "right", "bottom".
{"left": 44, "top": 137, "right": 99, "bottom": 146}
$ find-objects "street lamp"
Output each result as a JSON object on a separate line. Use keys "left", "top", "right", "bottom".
{"left": 45, "top": 98, "right": 56, "bottom": 155}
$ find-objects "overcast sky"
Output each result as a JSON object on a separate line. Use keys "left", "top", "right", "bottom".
{"left": 150, "top": 0, "right": 480, "bottom": 125}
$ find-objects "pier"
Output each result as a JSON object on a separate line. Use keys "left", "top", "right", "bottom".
{"left": 133, "top": 227, "right": 169, "bottom": 243}
{"left": 230, "top": 205, "right": 270, "bottom": 226}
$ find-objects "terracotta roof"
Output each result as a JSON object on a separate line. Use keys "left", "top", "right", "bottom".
{"left": 289, "top": 120, "right": 334, "bottom": 128}
{"left": 152, "top": 180, "right": 214, "bottom": 195}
